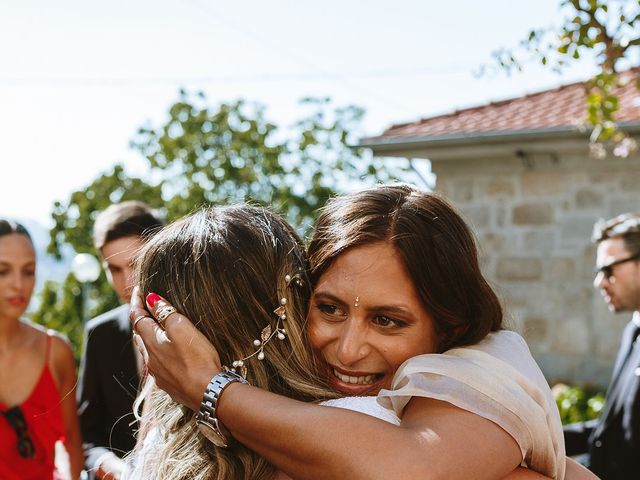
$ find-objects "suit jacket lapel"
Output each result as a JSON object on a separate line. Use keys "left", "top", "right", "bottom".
{"left": 609, "top": 321, "right": 639, "bottom": 389}
{"left": 593, "top": 319, "right": 640, "bottom": 438}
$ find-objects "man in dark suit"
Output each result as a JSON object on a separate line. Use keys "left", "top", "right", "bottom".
{"left": 564, "top": 212, "right": 640, "bottom": 479}
{"left": 77, "top": 201, "right": 163, "bottom": 480}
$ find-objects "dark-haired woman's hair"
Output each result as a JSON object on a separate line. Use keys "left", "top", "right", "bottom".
{"left": 308, "top": 184, "right": 503, "bottom": 352}
{"left": 134, "top": 204, "right": 336, "bottom": 480}
{"left": 0, "top": 219, "right": 32, "bottom": 243}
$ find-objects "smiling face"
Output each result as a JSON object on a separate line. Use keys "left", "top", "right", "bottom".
{"left": 0, "top": 233, "right": 36, "bottom": 321}
{"left": 307, "top": 241, "right": 437, "bottom": 396}
{"left": 594, "top": 237, "right": 640, "bottom": 313}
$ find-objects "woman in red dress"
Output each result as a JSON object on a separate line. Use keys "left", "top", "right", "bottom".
{"left": 0, "top": 219, "right": 83, "bottom": 480}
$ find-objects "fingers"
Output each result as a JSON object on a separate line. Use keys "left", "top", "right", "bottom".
{"left": 132, "top": 289, "right": 201, "bottom": 342}
{"left": 145, "top": 292, "right": 179, "bottom": 327}
{"left": 132, "top": 333, "right": 149, "bottom": 364}
{"left": 130, "top": 286, "right": 145, "bottom": 311}
{"left": 129, "top": 286, "right": 159, "bottom": 338}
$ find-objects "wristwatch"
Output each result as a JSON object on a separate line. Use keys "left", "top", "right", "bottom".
{"left": 195, "top": 369, "right": 248, "bottom": 447}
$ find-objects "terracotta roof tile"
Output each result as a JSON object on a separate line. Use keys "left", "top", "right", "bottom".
{"left": 382, "top": 69, "right": 640, "bottom": 139}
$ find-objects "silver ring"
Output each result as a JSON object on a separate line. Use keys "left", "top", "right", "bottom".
{"left": 133, "top": 315, "right": 147, "bottom": 332}
{"left": 156, "top": 305, "right": 177, "bottom": 327}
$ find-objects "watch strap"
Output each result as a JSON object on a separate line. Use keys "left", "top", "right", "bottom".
{"left": 196, "top": 369, "right": 248, "bottom": 447}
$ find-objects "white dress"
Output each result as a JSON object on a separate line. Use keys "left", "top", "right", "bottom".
{"left": 320, "top": 396, "right": 400, "bottom": 425}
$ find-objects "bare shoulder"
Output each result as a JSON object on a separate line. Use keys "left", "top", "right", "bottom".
{"left": 36, "top": 327, "right": 77, "bottom": 385}
{"left": 49, "top": 332, "right": 76, "bottom": 367}
{"left": 52, "top": 334, "right": 74, "bottom": 356}
{"left": 19, "top": 322, "right": 75, "bottom": 364}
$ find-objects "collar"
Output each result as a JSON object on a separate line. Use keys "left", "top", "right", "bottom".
{"left": 633, "top": 311, "right": 640, "bottom": 328}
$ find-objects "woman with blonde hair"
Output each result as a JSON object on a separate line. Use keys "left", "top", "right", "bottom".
{"left": 127, "top": 204, "right": 337, "bottom": 479}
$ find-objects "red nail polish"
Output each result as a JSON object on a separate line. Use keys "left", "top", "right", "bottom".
{"left": 146, "top": 292, "right": 161, "bottom": 307}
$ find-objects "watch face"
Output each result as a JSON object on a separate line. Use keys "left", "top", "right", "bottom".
{"left": 196, "top": 420, "right": 228, "bottom": 448}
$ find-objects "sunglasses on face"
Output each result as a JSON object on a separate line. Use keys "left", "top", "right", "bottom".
{"left": 2, "top": 406, "right": 35, "bottom": 458}
{"left": 594, "top": 253, "right": 640, "bottom": 281}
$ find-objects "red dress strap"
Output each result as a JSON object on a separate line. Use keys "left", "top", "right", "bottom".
{"left": 45, "top": 330, "right": 54, "bottom": 365}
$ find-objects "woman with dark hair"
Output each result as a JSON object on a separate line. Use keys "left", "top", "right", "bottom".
{"left": 0, "top": 220, "right": 83, "bottom": 479}
{"left": 131, "top": 185, "right": 595, "bottom": 479}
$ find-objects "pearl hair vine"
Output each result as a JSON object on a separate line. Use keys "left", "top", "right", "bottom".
{"left": 227, "top": 270, "right": 305, "bottom": 378}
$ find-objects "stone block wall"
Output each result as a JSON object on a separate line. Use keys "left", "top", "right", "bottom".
{"left": 431, "top": 151, "right": 640, "bottom": 387}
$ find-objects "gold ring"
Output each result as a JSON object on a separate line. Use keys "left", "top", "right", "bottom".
{"left": 156, "top": 305, "right": 177, "bottom": 327}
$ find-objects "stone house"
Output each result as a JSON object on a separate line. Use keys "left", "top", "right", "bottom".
{"left": 360, "top": 70, "right": 640, "bottom": 387}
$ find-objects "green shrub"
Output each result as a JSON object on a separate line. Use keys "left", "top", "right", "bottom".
{"left": 552, "top": 383, "right": 605, "bottom": 425}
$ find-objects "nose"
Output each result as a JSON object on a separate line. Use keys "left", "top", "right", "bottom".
{"left": 593, "top": 271, "right": 608, "bottom": 289}
{"left": 8, "top": 271, "right": 25, "bottom": 290}
{"left": 335, "top": 317, "right": 371, "bottom": 367}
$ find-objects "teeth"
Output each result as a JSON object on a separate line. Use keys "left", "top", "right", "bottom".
{"left": 333, "top": 368, "right": 376, "bottom": 385}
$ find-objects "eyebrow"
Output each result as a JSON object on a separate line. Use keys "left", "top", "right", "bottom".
{"left": 313, "top": 291, "right": 413, "bottom": 315}
{"left": 0, "top": 260, "right": 36, "bottom": 268}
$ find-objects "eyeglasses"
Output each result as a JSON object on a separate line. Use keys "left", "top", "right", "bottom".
{"left": 594, "top": 254, "right": 640, "bottom": 280}
{"left": 2, "top": 406, "right": 35, "bottom": 458}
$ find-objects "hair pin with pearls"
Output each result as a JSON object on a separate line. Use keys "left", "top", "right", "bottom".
{"left": 228, "top": 271, "right": 304, "bottom": 378}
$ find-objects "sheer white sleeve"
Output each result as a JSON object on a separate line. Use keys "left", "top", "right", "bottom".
{"left": 377, "top": 330, "right": 565, "bottom": 480}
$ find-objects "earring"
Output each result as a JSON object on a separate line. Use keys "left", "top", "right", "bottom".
{"left": 354, "top": 296, "right": 360, "bottom": 307}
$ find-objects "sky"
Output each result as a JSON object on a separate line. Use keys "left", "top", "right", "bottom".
{"left": 1, "top": 0, "right": 599, "bottom": 228}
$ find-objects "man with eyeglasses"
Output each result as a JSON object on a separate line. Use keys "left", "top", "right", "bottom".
{"left": 564, "top": 212, "right": 640, "bottom": 479}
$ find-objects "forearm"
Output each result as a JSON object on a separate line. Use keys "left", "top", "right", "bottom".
{"left": 66, "top": 433, "right": 85, "bottom": 480}
{"left": 219, "top": 384, "right": 428, "bottom": 480}
{"left": 218, "top": 384, "right": 519, "bottom": 480}
{"left": 63, "top": 398, "right": 85, "bottom": 480}
{"left": 495, "top": 457, "right": 597, "bottom": 480}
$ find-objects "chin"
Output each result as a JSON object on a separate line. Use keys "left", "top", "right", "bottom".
{"left": 608, "top": 302, "right": 630, "bottom": 313}
{"left": 4, "top": 305, "right": 27, "bottom": 319}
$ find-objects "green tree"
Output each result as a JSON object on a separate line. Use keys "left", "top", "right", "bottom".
{"left": 33, "top": 92, "right": 412, "bottom": 359}
{"left": 31, "top": 277, "right": 85, "bottom": 364}
{"left": 488, "top": 0, "right": 640, "bottom": 157}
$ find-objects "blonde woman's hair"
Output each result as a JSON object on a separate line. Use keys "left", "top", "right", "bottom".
{"left": 132, "top": 204, "right": 336, "bottom": 480}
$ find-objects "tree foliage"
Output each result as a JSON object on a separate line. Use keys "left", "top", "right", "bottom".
{"left": 487, "top": 0, "right": 640, "bottom": 157}
{"left": 33, "top": 92, "right": 411, "bottom": 358}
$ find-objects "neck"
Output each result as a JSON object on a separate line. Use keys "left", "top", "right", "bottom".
{"left": 0, "top": 315, "right": 24, "bottom": 350}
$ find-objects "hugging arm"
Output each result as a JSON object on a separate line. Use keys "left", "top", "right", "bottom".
{"left": 502, "top": 459, "right": 598, "bottom": 480}
{"left": 132, "top": 292, "right": 526, "bottom": 480}
{"left": 219, "top": 387, "right": 522, "bottom": 480}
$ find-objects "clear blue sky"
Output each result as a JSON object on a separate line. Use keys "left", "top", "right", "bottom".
{"left": 1, "top": 0, "right": 597, "bottom": 226}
